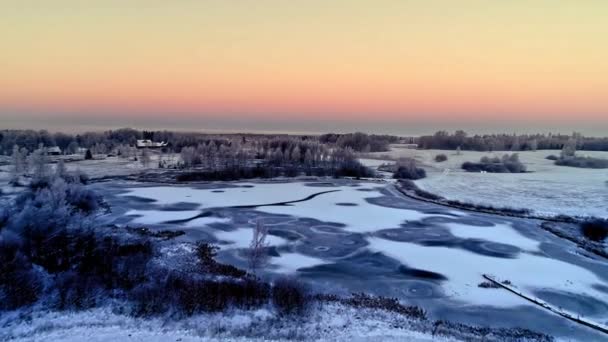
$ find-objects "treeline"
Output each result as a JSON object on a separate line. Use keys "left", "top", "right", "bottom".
{"left": 0, "top": 129, "right": 394, "bottom": 155}
{"left": 319, "top": 132, "right": 398, "bottom": 152}
{"left": 178, "top": 137, "right": 374, "bottom": 179}
{"left": 416, "top": 131, "right": 608, "bottom": 152}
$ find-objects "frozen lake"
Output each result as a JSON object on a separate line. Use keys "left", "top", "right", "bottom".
{"left": 95, "top": 180, "right": 608, "bottom": 340}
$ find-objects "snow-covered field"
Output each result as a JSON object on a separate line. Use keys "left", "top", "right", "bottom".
{"left": 97, "top": 180, "right": 608, "bottom": 338}
{"left": 363, "top": 147, "right": 608, "bottom": 218}
{"left": 0, "top": 304, "right": 455, "bottom": 342}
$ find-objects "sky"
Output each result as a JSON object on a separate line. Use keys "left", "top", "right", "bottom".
{"left": 1, "top": 1, "right": 607, "bottom": 135}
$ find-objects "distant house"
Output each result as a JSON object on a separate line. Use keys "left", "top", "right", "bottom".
{"left": 47, "top": 146, "right": 62, "bottom": 155}
{"left": 402, "top": 144, "right": 418, "bottom": 149}
{"left": 136, "top": 139, "right": 168, "bottom": 149}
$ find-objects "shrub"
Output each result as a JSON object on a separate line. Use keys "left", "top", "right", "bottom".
{"left": 397, "top": 180, "right": 443, "bottom": 200}
{"left": 545, "top": 155, "right": 559, "bottom": 161}
{"left": 320, "top": 293, "right": 426, "bottom": 320}
{"left": 0, "top": 231, "right": 41, "bottom": 309}
{"left": 196, "top": 242, "right": 247, "bottom": 278}
{"left": 85, "top": 149, "right": 93, "bottom": 160}
{"left": 580, "top": 219, "right": 608, "bottom": 242}
{"left": 333, "top": 159, "right": 375, "bottom": 178}
{"left": 392, "top": 158, "right": 426, "bottom": 180}
{"left": 462, "top": 153, "right": 526, "bottom": 173}
{"left": 478, "top": 281, "right": 500, "bottom": 289}
{"left": 272, "top": 277, "right": 310, "bottom": 315}
{"left": 434, "top": 154, "right": 448, "bottom": 162}
{"left": 555, "top": 156, "right": 608, "bottom": 169}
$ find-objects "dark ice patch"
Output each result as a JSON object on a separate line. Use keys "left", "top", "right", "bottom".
{"left": 398, "top": 265, "right": 448, "bottom": 281}
{"left": 335, "top": 202, "right": 358, "bottom": 206}
{"left": 159, "top": 202, "right": 201, "bottom": 211}
{"left": 533, "top": 290, "right": 608, "bottom": 316}
{"left": 121, "top": 195, "right": 157, "bottom": 203}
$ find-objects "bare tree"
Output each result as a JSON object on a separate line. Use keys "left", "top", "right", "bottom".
{"left": 248, "top": 219, "right": 269, "bottom": 275}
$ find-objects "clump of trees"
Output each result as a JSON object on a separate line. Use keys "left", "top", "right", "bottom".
{"left": 555, "top": 156, "right": 608, "bottom": 169}
{"left": 552, "top": 139, "right": 608, "bottom": 169}
{"left": 319, "top": 132, "right": 398, "bottom": 152}
{"left": 177, "top": 137, "right": 374, "bottom": 180}
{"left": 462, "top": 154, "right": 526, "bottom": 173}
{"left": 392, "top": 158, "right": 426, "bottom": 180}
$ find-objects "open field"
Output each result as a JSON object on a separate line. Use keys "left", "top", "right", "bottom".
{"left": 363, "top": 146, "right": 608, "bottom": 218}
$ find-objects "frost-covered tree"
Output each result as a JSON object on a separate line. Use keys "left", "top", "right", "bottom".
{"left": 55, "top": 159, "right": 67, "bottom": 179}
{"left": 248, "top": 220, "right": 269, "bottom": 274}
{"left": 65, "top": 141, "right": 79, "bottom": 155}
{"left": 561, "top": 139, "right": 577, "bottom": 159}
{"left": 10, "top": 145, "right": 28, "bottom": 184}
{"left": 29, "top": 147, "right": 50, "bottom": 183}
{"left": 180, "top": 146, "right": 197, "bottom": 168}
{"left": 529, "top": 139, "right": 538, "bottom": 152}
{"left": 140, "top": 148, "right": 151, "bottom": 168}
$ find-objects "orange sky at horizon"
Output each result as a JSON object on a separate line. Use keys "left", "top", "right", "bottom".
{"left": 1, "top": 1, "right": 608, "bottom": 130}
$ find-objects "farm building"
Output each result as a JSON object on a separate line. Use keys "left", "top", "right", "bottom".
{"left": 47, "top": 146, "right": 62, "bottom": 155}
{"left": 136, "top": 139, "right": 168, "bottom": 149}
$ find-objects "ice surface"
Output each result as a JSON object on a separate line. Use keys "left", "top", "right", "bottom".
{"left": 368, "top": 237, "right": 607, "bottom": 309}
{"left": 215, "top": 228, "right": 288, "bottom": 249}
{"left": 270, "top": 252, "right": 327, "bottom": 273}
{"left": 123, "top": 183, "right": 450, "bottom": 233}
{"left": 443, "top": 222, "right": 540, "bottom": 252}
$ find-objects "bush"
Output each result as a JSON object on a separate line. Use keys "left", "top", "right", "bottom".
{"left": 462, "top": 154, "right": 526, "bottom": 173}
{"left": 318, "top": 293, "right": 426, "bottom": 320}
{"left": 196, "top": 242, "right": 247, "bottom": 278}
{"left": 392, "top": 158, "right": 426, "bottom": 180}
{"left": 334, "top": 159, "right": 375, "bottom": 178}
{"left": 397, "top": 180, "right": 443, "bottom": 200}
{"left": 0, "top": 231, "right": 41, "bottom": 309}
{"left": 555, "top": 156, "right": 608, "bottom": 169}
{"left": 477, "top": 281, "right": 500, "bottom": 289}
{"left": 434, "top": 154, "right": 448, "bottom": 162}
{"left": 580, "top": 219, "right": 608, "bottom": 242}
{"left": 545, "top": 155, "right": 559, "bottom": 161}
{"left": 272, "top": 277, "right": 310, "bottom": 315}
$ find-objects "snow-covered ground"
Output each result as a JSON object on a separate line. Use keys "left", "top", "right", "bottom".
{"left": 363, "top": 147, "right": 608, "bottom": 218}
{"left": 0, "top": 304, "right": 455, "bottom": 342}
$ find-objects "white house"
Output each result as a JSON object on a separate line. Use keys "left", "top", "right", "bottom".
{"left": 47, "top": 146, "right": 62, "bottom": 155}
{"left": 136, "top": 139, "right": 168, "bottom": 149}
